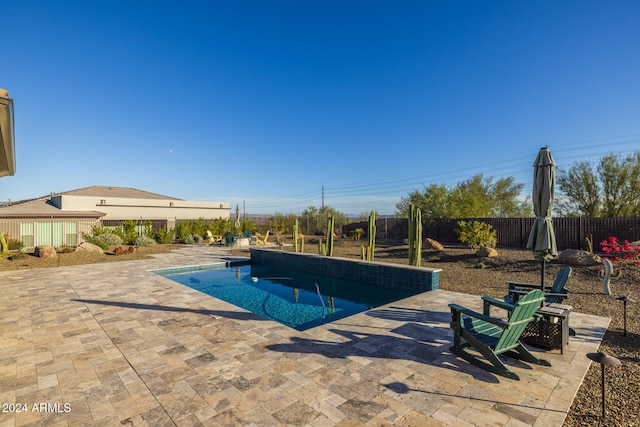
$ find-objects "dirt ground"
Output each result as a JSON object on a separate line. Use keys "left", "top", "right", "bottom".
{"left": 1, "top": 240, "right": 637, "bottom": 425}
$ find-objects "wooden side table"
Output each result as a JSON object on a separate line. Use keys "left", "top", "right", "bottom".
{"left": 522, "top": 303, "right": 572, "bottom": 354}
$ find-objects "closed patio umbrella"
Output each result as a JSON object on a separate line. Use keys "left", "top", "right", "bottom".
{"left": 0, "top": 89, "right": 16, "bottom": 178}
{"left": 235, "top": 204, "right": 241, "bottom": 231}
{"left": 526, "top": 146, "right": 558, "bottom": 290}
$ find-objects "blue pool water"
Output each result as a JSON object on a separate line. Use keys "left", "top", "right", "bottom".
{"left": 153, "top": 262, "right": 420, "bottom": 331}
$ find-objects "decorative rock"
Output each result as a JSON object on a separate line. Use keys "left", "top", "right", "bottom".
{"left": 35, "top": 245, "right": 57, "bottom": 259}
{"left": 558, "top": 249, "right": 601, "bottom": 266}
{"left": 75, "top": 241, "right": 104, "bottom": 254}
{"left": 476, "top": 247, "right": 498, "bottom": 258}
{"left": 423, "top": 238, "right": 444, "bottom": 251}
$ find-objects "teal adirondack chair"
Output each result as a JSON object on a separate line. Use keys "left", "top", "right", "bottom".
{"left": 505, "top": 266, "right": 571, "bottom": 305}
{"left": 224, "top": 232, "right": 235, "bottom": 247}
{"left": 449, "top": 290, "right": 551, "bottom": 380}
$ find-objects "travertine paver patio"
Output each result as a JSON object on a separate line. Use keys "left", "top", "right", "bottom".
{"left": 0, "top": 246, "right": 609, "bottom": 426}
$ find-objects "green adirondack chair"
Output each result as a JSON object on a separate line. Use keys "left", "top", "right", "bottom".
{"left": 505, "top": 266, "right": 571, "bottom": 305}
{"left": 449, "top": 289, "right": 551, "bottom": 380}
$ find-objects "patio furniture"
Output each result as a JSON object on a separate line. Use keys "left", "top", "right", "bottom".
{"left": 206, "top": 231, "right": 223, "bottom": 245}
{"left": 253, "top": 230, "right": 270, "bottom": 245}
{"left": 521, "top": 303, "right": 572, "bottom": 354}
{"left": 505, "top": 266, "right": 571, "bottom": 305}
{"left": 224, "top": 232, "right": 235, "bottom": 246}
{"left": 449, "top": 289, "right": 551, "bottom": 380}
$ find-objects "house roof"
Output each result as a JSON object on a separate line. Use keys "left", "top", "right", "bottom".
{"left": 0, "top": 186, "right": 178, "bottom": 218}
{"left": 0, "top": 198, "right": 105, "bottom": 218}
{"left": 61, "top": 186, "right": 181, "bottom": 200}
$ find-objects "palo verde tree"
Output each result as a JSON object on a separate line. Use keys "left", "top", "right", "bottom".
{"left": 396, "top": 174, "right": 530, "bottom": 219}
{"left": 556, "top": 151, "right": 640, "bottom": 217}
{"left": 300, "top": 205, "right": 347, "bottom": 234}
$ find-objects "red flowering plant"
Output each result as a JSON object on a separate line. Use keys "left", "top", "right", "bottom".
{"left": 599, "top": 236, "right": 640, "bottom": 266}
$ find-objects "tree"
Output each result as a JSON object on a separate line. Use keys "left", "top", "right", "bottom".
{"left": 300, "top": 205, "right": 347, "bottom": 234}
{"left": 395, "top": 174, "right": 528, "bottom": 219}
{"left": 557, "top": 151, "right": 640, "bottom": 217}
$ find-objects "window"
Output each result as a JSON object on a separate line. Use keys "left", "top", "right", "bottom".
{"left": 65, "top": 222, "right": 77, "bottom": 245}
{"left": 20, "top": 222, "right": 34, "bottom": 247}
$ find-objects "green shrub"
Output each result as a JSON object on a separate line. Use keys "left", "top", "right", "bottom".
{"left": 7, "top": 239, "right": 24, "bottom": 251}
{"left": 90, "top": 225, "right": 111, "bottom": 236}
{"left": 350, "top": 228, "right": 364, "bottom": 241}
{"left": 116, "top": 220, "right": 140, "bottom": 245}
{"left": 193, "top": 234, "right": 203, "bottom": 244}
{"left": 97, "top": 233, "right": 123, "bottom": 246}
{"left": 86, "top": 237, "right": 110, "bottom": 250}
{"left": 182, "top": 234, "right": 195, "bottom": 245}
{"left": 154, "top": 226, "right": 175, "bottom": 244}
{"left": 455, "top": 220, "right": 497, "bottom": 249}
{"left": 135, "top": 235, "right": 156, "bottom": 247}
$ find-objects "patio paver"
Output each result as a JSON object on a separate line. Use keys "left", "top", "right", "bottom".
{"left": 0, "top": 246, "right": 609, "bottom": 426}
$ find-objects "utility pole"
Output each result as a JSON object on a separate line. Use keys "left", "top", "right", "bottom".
{"left": 321, "top": 186, "right": 325, "bottom": 210}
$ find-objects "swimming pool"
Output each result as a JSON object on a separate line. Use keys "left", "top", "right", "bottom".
{"left": 153, "top": 262, "right": 421, "bottom": 331}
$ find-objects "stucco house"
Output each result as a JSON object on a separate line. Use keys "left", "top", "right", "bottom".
{"left": 0, "top": 186, "right": 229, "bottom": 247}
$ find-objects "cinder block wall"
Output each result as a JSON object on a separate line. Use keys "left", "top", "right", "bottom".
{"left": 250, "top": 248, "right": 440, "bottom": 293}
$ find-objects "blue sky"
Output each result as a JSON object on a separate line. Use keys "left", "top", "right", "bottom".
{"left": 2, "top": 1, "right": 640, "bottom": 215}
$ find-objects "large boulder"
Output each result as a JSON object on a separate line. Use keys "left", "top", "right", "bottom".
{"left": 76, "top": 241, "right": 104, "bottom": 254}
{"left": 423, "top": 238, "right": 444, "bottom": 251}
{"left": 476, "top": 247, "right": 498, "bottom": 258}
{"left": 35, "top": 245, "right": 57, "bottom": 259}
{"left": 558, "top": 249, "right": 601, "bottom": 266}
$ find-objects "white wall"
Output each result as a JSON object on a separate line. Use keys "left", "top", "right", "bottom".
{"left": 52, "top": 195, "right": 230, "bottom": 225}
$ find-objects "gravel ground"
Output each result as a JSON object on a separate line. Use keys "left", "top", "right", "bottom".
{"left": 1, "top": 241, "right": 637, "bottom": 426}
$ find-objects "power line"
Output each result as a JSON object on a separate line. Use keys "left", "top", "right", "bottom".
{"left": 239, "top": 133, "right": 640, "bottom": 214}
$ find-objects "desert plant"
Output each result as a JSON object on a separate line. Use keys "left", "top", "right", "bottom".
{"left": 154, "top": 226, "right": 176, "bottom": 244}
{"left": 0, "top": 232, "right": 7, "bottom": 253}
{"left": 455, "top": 220, "right": 497, "bottom": 249}
{"left": 89, "top": 225, "right": 111, "bottom": 236}
{"left": 135, "top": 235, "right": 156, "bottom": 247}
{"left": 582, "top": 234, "right": 593, "bottom": 253}
{"left": 96, "top": 233, "right": 123, "bottom": 246}
{"left": 293, "top": 218, "right": 304, "bottom": 253}
{"left": 408, "top": 204, "right": 422, "bottom": 266}
{"left": 318, "top": 216, "right": 335, "bottom": 256}
{"left": 85, "top": 237, "right": 109, "bottom": 250}
{"left": 600, "top": 236, "right": 640, "bottom": 266}
{"left": 182, "top": 234, "right": 195, "bottom": 245}
{"left": 7, "top": 239, "right": 24, "bottom": 251}
{"left": 114, "top": 220, "right": 140, "bottom": 245}
{"left": 350, "top": 228, "right": 364, "bottom": 241}
{"left": 193, "top": 234, "right": 203, "bottom": 244}
{"left": 361, "top": 212, "right": 376, "bottom": 261}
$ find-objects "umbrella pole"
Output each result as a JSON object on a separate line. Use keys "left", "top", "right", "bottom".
{"left": 541, "top": 259, "right": 546, "bottom": 291}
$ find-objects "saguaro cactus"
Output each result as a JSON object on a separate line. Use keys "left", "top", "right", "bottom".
{"left": 319, "top": 216, "right": 335, "bottom": 256}
{"left": 293, "top": 218, "right": 304, "bottom": 253}
{"left": 408, "top": 204, "right": 422, "bottom": 266}
{"left": 361, "top": 211, "right": 376, "bottom": 261}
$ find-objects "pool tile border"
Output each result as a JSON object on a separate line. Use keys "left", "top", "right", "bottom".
{"left": 250, "top": 248, "right": 441, "bottom": 293}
